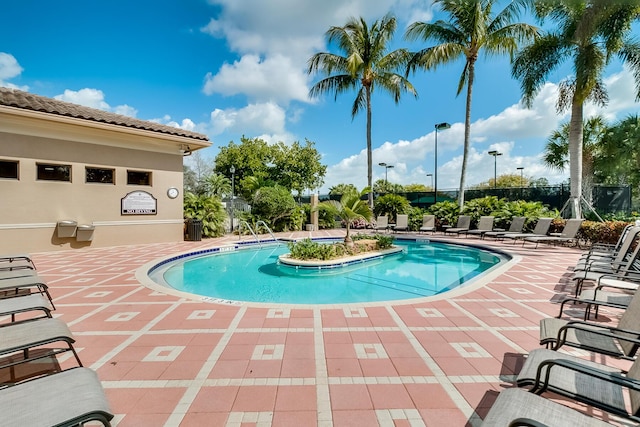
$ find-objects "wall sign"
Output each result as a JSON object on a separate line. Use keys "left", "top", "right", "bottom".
{"left": 121, "top": 191, "right": 157, "bottom": 215}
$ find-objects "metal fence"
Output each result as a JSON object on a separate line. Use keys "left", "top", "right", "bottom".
{"left": 303, "top": 185, "right": 631, "bottom": 215}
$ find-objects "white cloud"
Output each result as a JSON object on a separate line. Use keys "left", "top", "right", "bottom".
{"left": 209, "top": 101, "right": 287, "bottom": 136}
{"left": 0, "top": 52, "right": 28, "bottom": 90}
{"left": 54, "top": 88, "right": 138, "bottom": 118}
{"left": 113, "top": 104, "right": 138, "bottom": 117}
{"left": 203, "top": 54, "right": 309, "bottom": 103}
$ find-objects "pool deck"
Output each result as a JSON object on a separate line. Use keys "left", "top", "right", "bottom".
{"left": 8, "top": 230, "right": 634, "bottom": 426}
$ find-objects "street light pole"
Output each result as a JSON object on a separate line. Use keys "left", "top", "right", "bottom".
{"left": 230, "top": 165, "right": 235, "bottom": 233}
{"left": 517, "top": 167, "right": 524, "bottom": 187}
{"left": 434, "top": 122, "right": 451, "bottom": 203}
{"left": 378, "top": 162, "right": 394, "bottom": 186}
{"left": 488, "top": 150, "right": 502, "bottom": 189}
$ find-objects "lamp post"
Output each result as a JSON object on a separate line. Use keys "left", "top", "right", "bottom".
{"left": 426, "top": 173, "right": 433, "bottom": 189}
{"left": 230, "top": 165, "right": 235, "bottom": 233}
{"left": 517, "top": 167, "right": 524, "bottom": 187}
{"left": 378, "top": 162, "right": 394, "bottom": 185}
{"left": 488, "top": 150, "right": 502, "bottom": 189}
{"left": 434, "top": 122, "right": 451, "bottom": 203}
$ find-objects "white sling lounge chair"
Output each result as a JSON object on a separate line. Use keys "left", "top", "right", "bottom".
{"left": 0, "top": 253, "right": 36, "bottom": 271}
{"left": 483, "top": 216, "right": 526, "bottom": 240}
{"left": 481, "top": 387, "right": 613, "bottom": 427}
{"left": 443, "top": 215, "right": 471, "bottom": 236}
{"left": 502, "top": 218, "right": 553, "bottom": 244}
{"left": 0, "top": 275, "right": 55, "bottom": 309}
{"left": 374, "top": 216, "right": 389, "bottom": 232}
{"left": 0, "top": 367, "right": 113, "bottom": 426}
{"left": 0, "top": 293, "right": 53, "bottom": 323}
{"left": 522, "top": 218, "right": 584, "bottom": 248}
{"left": 465, "top": 216, "right": 495, "bottom": 239}
{"left": 419, "top": 214, "right": 436, "bottom": 234}
{"left": 393, "top": 214, "right": 409, "bottom": 232}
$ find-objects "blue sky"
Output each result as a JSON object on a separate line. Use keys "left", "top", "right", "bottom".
{"left": 2, "top": 0, "right": 638, "bottom": 193}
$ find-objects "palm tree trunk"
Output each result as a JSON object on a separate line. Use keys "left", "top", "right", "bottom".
{"left": 458, "top": 61, "right": 475, "bottom": 209}
{"left": 366, "top": 86, "right": 374, "bottom": 209}
{"left": 569, "top": 100, "right": 584, "bottom": 218}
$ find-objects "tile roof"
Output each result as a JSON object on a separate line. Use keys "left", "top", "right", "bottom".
{"left": 0, "top": 87, "right": 209, "bottom": 141}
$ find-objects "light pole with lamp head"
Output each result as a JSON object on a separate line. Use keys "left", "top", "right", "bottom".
{"left": 517, "top": 167, "right": 524, "bottom": 187}
{"left": 434, "top": 122, "right": 451, "bottom": 203}
{"left": 488, "top": 150, "right": 502, "bottom": 189}
{"left": 230, "top": 165, "right": 235, "bottom": 233}
{"left": 378, "top": 162, "right": 394, "bottom": 186}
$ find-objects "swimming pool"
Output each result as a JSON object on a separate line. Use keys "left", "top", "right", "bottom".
{"left": 147, "top": 239, "right": 508, "bottom": 304}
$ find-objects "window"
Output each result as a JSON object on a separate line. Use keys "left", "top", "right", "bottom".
{"left": 37, "top": 163, "right": 71, "bottom": 182}
{"left": 86, "top": 167, "right": 115, "bottom": 184}
{"left": 0, "top": 160, "right": 18, "bottom": 179}
{"left": 127, "top": 170, "right": 151, "bottom": 186}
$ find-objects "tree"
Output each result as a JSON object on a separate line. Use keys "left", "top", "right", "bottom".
{"left": 205, "top": 173, "right": 232, "bottom": 198}
{"left": 329, "top": 183, "right": 358, "bottom": 195}
{"left": 308, "top": 13, "right": 417, "bottom": 208}
{"left": 251, "top": 186, "right": 297, "bottom": 231}
{"left": 271, "top": 139, "right": 327, "bottom": 197}
{"left": 406, "top": 0, "right": 537, "bottom": 209}
{"left": 513, "top": 0, "right": 640, "bottom": 218}
{"left": 318, "top": 187, "right": 372, "bottom": 245}
{"left": 543, "top": 116, "right": 606, "bottom": 199}
{"left": 404, "top": 183, "right": 430, "bottom": 192}
{"left": 599, "top": 114, "right": 640, "bottom": 201}
{"left": 373, "top": 193, "right": 411, "bottom": 223}
{"left": 474, "top": 173, "right": 531, "bottom": 188}
{"left": 184, "top": 150, "right": 214, "bottom": 195}
{"left": 373, "top": 179, "right": 404, "bottom": 194}
{"left": 214, "top": 136, "right": 274, "bottom": 196}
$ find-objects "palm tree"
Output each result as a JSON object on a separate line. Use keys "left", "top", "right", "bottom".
{"left": 405, "top": 0, "right": 537, "bottom": 209}
{"left": 543, "top": 116, "right": 606, "bottom": 200}
{"left": 205, "top": 173, "right": 232, "bottom": 198}
{"left": 318, "top": 188, "right": 372, "bottom": 245}
{"left": 308, "top": 13, "right": 417, "bottom": 208}
{"left": 513, "top": 1, "right": 640, "bottom": 218}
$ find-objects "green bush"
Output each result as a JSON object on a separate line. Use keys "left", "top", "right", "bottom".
{"left": 462, "top": 196, "right": 505, "bottom": 225}
{"left": 352, "top": 233, "right": 394, "bottom": 249}
{"left": 373, "top": 194, "right": 411, "bottom": 223}
{"left": 183, "top": 192, "right": 227, "bottom": 237}
{"left": 427, "top": 200, "right": 460, "bottom": 228}
{"left": 491, "top": 200, "right": 555, "bottom": 231}
{"left": 251, "top": 186, "right": 297, "bottom": 232}
{"left": 578, "top": 220, "right": 631, "bottom": 245}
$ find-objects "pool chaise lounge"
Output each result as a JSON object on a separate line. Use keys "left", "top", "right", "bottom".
{"left": 501, "top": 217, "right": 553, "bottom": 243}
{"left": 0, "top": 275, "right": 55, "bottom": 309}
{"left": 480, "top": 387, "right": 614, "bottom": 426}
{"left": 0, "top": 367, "right": 114, "bottom": 427}
{"left": 483, "top": 216, "right": 525, "bottom": 240}
{"left": 465, "top": 216, "right": 495, "bottom": 239}
{"left": 522, "top": 218, "right": 584, "bottom": 248}
{"left": 0, "top": 293, "right": 53, "bottom": 323}
{"left": 0, "top": 317, "right": 82, "bottom": 372}
{"left": 0, "top": 253, "right": 36, "bottom": 271}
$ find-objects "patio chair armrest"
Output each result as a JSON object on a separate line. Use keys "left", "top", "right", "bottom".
{"left": 556, "top": 296, "right": 629, "bottom": 318}
{"left": 597, "top": 272, "right": 640, "bottom": 284}
{"left": 556, "top": 321, "right": 640, "bottom": 347}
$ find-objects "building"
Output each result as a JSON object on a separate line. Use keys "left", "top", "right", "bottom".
{"left": 0, "top": 87, "right": 211, "bottom": 253}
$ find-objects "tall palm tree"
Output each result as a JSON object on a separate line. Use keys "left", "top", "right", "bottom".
{"left": 543, "top": 116, "right": 607, "bottom": 199}
{"left": 513, "top": 0, "right": 640, "bottom": 218}
{"left": 308, "top": 13, "right": 417, "bottom": 208}
{"left": 205, "top": 173, "right": 232, "bottom": 198}
{"left": 318, "top": 188, "right": 372, "bottom": 245}
{"left": 405, "top": 0, "right": 537, "bottom": 209}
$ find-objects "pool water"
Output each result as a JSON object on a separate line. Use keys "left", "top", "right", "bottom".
{"left": 151, "top": 240, "right": 505, "bottom": 304}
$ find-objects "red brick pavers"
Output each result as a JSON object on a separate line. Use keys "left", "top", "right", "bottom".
{"left": 12, "top": 231, "right": 631, "bottom": 426}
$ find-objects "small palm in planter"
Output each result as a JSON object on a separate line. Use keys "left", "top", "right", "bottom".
{"left": 318, "top": 188, "right": 372, "bottom": 246}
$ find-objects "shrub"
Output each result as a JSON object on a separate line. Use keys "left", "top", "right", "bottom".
{"left": 462, "top": 196, "right": 505, "bottom": 225}
{"left": 428, "top": 200, "right": 460, "bottom": 228}
{"left": 251, "top": 186, "right": 297, "bottom": 232}
{"left": 374, "top": 194, "right": 411, "bottom": 223}
{"left": 491, "top": 200, "right": 554, "bottom": 231}
{"left": 183, "top": 192, "right": 227, "bottom": 237}
{"left": 578, "top": 220, "right": 631, "bottom": 245}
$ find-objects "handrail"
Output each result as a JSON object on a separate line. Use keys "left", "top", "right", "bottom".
{"left": 256, "top": 220, "right": 279, "bottom": 243}
{"left": 239, "top": 221, "right": 261, "bottom": 246}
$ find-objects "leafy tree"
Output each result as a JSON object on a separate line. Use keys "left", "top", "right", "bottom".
{"left": 319, "top": 188, "right": 373, "bottom": 245}
{"left": 240, "top": 175, "right": 277, "bottom": 201}
{"left": 214, "top": 137, "right": 274, "bottom": 196}
{"left": 373, "top": 193, "right": 411, "bottom": 223}
{"left": 308, "top": 13, "right": 417, "bottom": 208}
{"left": 599, "top": 114, "right": 640, "bottom": 202}
{"left": 183, "top": 192, "right": 227, "bottom": 237}
{"left": 271, "top": 139, "right": 327, "bottom": 197}
{"left": 513, "top": 1, "right": 640, "bottom": 218}
{"left": 404, "top": 183, "right": 429, "bottom": 192}
{"left": 406, "top": 0, "right": 537, "bottom": 209}
{"left": 543, "top": 116, "right": 606, "bottom": 198}
{"left": 205, "top": 173, "right": 232, "bottom": 198}
{"left": 329, "top": 183, "right": 358, "bottom": 195}
{"left": 184, "top": 150, "right": 214, "bottom": 195}
{"left": 530, "top": 177, "right": 550, "bottom": 187}
{"left": 251, "top": 186, "right": 297, "bottom": 232}
{"left": 373, "top": 179, "right": 404, "bottom": 194}
{"left": 183, "top": 165, "right": 198, "bottom": 195}
{"left": 474, "top": 173, "right": 531, "bottom": 188}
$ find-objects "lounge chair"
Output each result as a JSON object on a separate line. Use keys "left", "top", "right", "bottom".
{"left": 443, "top": 215, "right": 471, "bottom": 236}
{"left": 465, "top": 216, "right": 495, "bottom": 239}
{"left": 516, "top": 347, "right": 640, "bottom": 423}
{"left": 0, "top": 275, "right": 55, "bottom": 309}
{"left": 502, "top": 218, "right": 553, "bottom": 244}
{"left": 579, "top": 223, "right": 635, "bottom": 264}
{"left": 0, "top": 317, "right": 82, "bottom": 372}
{"left": 480, "top": 387, "right": 613, "bottom": 426}
{"left": 393, "top": 214, "right": 409, "bottom": 232}
{"left": 0, "top": 367, "right": 114, "bottom": 426}
{"left": 0, "top": 293, "right": 53, "bottom": 323}
{"left": 483, "top": 216, "right": 526, "bottom": 240}
{"left": 539, "top": 285, "right": 640, "bottom": 360}
{"left": 0, "top": 269, "right": 37, "bottom": 280}
{"left": 419, "top": 214, "right": 436, "bottom": 234}
{"left": 374, "top": 216, "right": 389, "bottom": 232}
{"left": 574, "top": 226, "right": 640, "bottom": 272}
{"left": 522, "top": 218, "right": 584, "bottom": 248}
{"left": 0, "top": 253, "right": 35, "bottom": 271}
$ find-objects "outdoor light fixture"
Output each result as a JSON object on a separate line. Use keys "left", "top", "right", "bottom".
{"left": 378, "top": 162, "right": 394, "bottom": 185}
{"left": 488, "top": 150, "right": 502, "bottom": 189}
{"left": 434, "top": 122, "right": 451, "bottom": 203}
{"left": 517, "top": 167, "right": 524, "bottom": 187}
{"left": 426, "top": 173, "right": 433, "bottom": 189}
{"left": 179, "top": 144, "right": 192, "bottom": 156}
